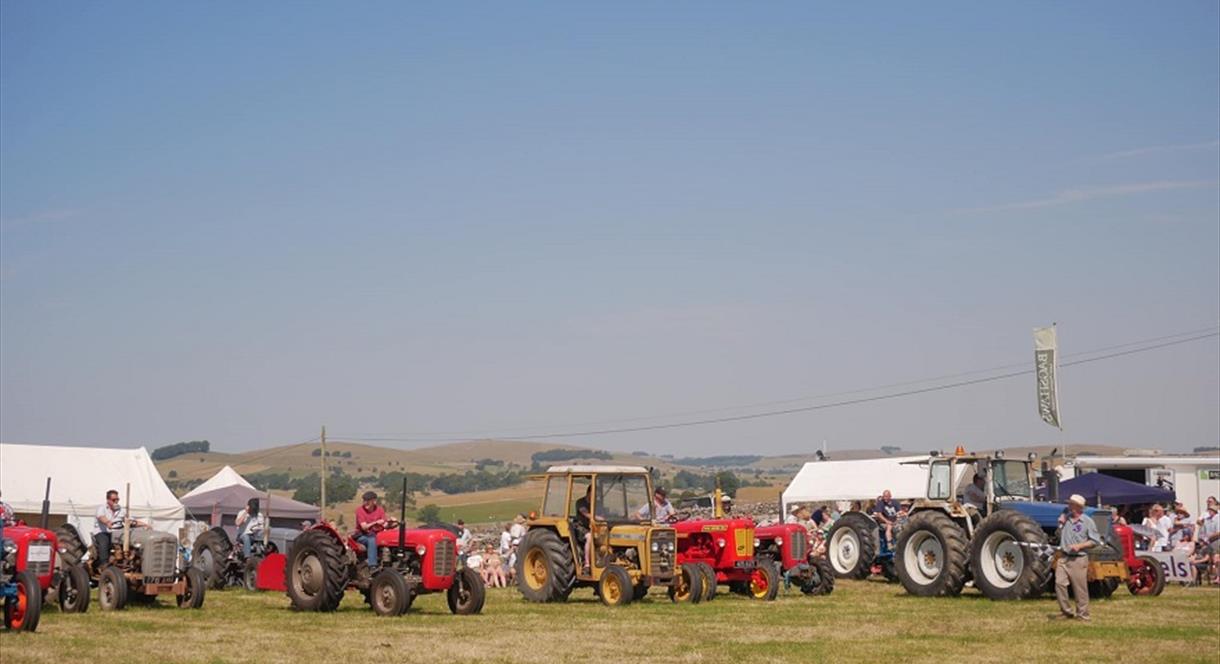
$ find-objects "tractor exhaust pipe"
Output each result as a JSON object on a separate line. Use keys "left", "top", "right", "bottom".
{"left": 398, "top": 476, "right": 408, "bottom": 553}
{"left": 40, "top": 477, "right": 52, "bottom": 529}
{"left": 123, "top": 482, "right": 132, "bottom": 554}
{"left": 264, "top": 490, "right": 271, "bottom": 549}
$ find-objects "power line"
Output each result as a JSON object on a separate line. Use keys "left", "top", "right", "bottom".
{"left": 337, "top": 324, "right": 1219, "bottom": 438}
{"left": 331, "top": 329, "right": 1219, "bottom": 444}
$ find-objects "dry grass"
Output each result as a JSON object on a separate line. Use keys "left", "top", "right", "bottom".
{"left": 3, "top": 578, "right": 1216, "bottom": 663}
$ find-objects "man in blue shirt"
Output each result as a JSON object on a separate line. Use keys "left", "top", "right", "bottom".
{"left": 1052, "top": 494, "right": 1103, "bottom": 621}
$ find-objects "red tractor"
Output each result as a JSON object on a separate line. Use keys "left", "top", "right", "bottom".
{"left": 754, "top": 522, "right": 835, "bottom": 597}
{"left": 672, "top": 516, "right": 779, "bottom": 601}
{"left": 1112, "top": 523, "right": 1165, "bottom": 597}
{"left": 276, "top": 482, "right": 484, "bottom": 616}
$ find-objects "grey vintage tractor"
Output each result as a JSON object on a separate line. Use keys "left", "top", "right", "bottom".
{"left": 57, "top": 523, "right": 206, "bottom": 610}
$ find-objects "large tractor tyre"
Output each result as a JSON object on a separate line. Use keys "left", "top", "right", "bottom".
{"left": 515, "top": 528, "right": 576, "bottom": 603}
{"left": 1086, "top": 579, "right": 1116, "bottom": 600}
{"left": 447, "top": 566, "right": 486, "bottom": 615}
{"left": 667, "top": 563, "right": 705, "bottom": 604}
{"left": 748, "top": 562, "right": 780, "bottom": 601}
{"left": 598, "top": 565, "right": 634, "bottom": 607}
{"left": 802, "top": 556, "right": 836, "bottom": 596}
{"left": 968, "top": 510, "right": 1050, "bottom": 601}
{"left": 55, "top": 524, "right": 88, "bottom": 569}
{"left": 192, "top": 528, "right": 234, "bottom": 590}
{"left": 894, "top": 511, "right": 969, "bottom": 598}
{"left": 243, "top": 557, "right": 262, "bottom": 592}
{"left": 370, "top": 570, "right": 411, "bottom": 617}
{"left": 3, "top": 571, "right": 43, "bottom": 632}
{"left": 98, "top": 566, "right": 129, "bottom": 611}
{"left": 1128, "top": 556, "right": 1166, "bottom": 596}
{"left": 827, "top": 512, "right": 879, "bottom": 579}
{"left": 176, "top": 568, "right": 207, "bottom": 609}
{"left": 58, "top": 563, "right": 91, "bottom": 613}
{"left": 286, "top": 529, "right": 349, "bottom": 612}
{"left": 694, "top": 562, "right": 718, "bottom": 601}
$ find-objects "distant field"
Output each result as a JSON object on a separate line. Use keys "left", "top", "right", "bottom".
{"left": 414, "top": 498, "right": 540, "bottom": 526}
{"left": 5, "top": 578, "right": 1216, "bottom": 663}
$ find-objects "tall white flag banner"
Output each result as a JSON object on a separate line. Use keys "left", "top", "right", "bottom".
{"left": 1033, "top": 325, "right": 1062, "bottom": 429}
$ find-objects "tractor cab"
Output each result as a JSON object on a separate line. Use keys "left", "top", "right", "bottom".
{"left": 517, "top": 465, "right": 688, "bottom": 607}
{"left": 917, "top": 451, "right": 1037, "bottom": 526}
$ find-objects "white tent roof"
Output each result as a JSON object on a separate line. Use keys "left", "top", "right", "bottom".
{"left": 0, "top": 443, "right": 185, "bottom": 535}
{"left": 182, "top": 465, "right": 255, "bottom": 499}
{"left": 782, "top": 456, "right": 935, "bottom": 511}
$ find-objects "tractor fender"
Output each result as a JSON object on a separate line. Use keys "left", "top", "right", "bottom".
{"left": 255, "top": 553, "right": 288, "bottom": 592}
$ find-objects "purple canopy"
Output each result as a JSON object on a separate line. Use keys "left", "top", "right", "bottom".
{"left": 1039, "top": 472, "right": 1175, "bottom": 506}
{"left": 181, "top": 484, "right": 320, "bottom": 525}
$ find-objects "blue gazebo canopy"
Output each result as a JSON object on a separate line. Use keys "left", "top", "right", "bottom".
{"left": 1040, "top": 472, "right": 1175, "bottom": 506}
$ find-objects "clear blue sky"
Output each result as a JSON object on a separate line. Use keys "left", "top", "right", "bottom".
{"left": 2, "top": 2, "right": 1217, "bottom": 455}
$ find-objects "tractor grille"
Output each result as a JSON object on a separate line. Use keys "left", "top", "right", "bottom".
{"left": 789, "top": 530, "right": 807, "bottom": 562}
{"left": 141, "top": 540, "right": 177, "bottom": 578}
{"left": 650, "top": 530, "right": 675, "bottom": 576}
{"left": 432, "top": 539, "right": 457, "bottom": 577}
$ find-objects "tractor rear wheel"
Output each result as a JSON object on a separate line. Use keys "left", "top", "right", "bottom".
{"left": 286, "top": 529, "right": 349, "bottom": 612}
{"left": 58, "top": 564, "right": 91, "bottom": 613}
{"left": 599, "top": 565, "right": 634, "bottom": 607}
{"left": 667, "top": 563, "right": 704, "bottom": 604}
{"left": 3, "top": 571, "right": 42, "bottom": 631}
{"left": 894, "top": 511, "right": 968, "bottom": 597}
{"left": 515, "top": 528, "right": 575, "bottom": 603}
{"left": 370, "top": 570, "right": 410, "bottom": 616}
{"left": 748, "top": 561, "right": 780, "bottom": 601}
{"left": 969, "top": 510, "right": 1050, "bottom": 600}
{"left": 447, "top": 566, "right": 486, "bottom": 615}
{"left": 54, "top": 524, "right": 87, "bottom": 568}
{"left": 177, "top": 568, "right": 207, "bottom": 609}
{"left": 802, "top": 556, "right": 836, "bottom": 596}
{"left": 827, "top": 512, "right": 879, "bottom": 579}
{"left": 694, "top": 562, "right": 717, "bottom": 601}
{"left": 1128, "top": 555, "right": 1165, "bottom": 596}
{"left": 98, "top": 566, "right": 128, "bottom": 611}
{"left": 192, "top": 528, "right": 233, "bottom": 590}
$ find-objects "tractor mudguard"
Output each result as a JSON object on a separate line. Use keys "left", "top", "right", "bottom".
{"left": 255, "top": 553, "right": 288, "bottom": 592}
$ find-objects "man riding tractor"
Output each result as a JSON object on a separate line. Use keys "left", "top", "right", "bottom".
{"left": 193, "top": 498, "right": 277, "bottom": 591}
{"left": 515, "top": 465, "right": 698, "bottom": 607}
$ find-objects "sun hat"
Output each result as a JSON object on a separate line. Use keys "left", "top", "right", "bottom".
{"left": 1067, "top": 494, "right": 1086, "bottom": 508}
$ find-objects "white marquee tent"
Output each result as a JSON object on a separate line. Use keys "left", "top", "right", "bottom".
{"left": 181, "top": 465, "right": 255, "bottom": 499}
{"left": 0, "top": 443, "right": 185, "bottom": 536}
{"left": 781, "top": 455, "right": 943, "bottom": 515}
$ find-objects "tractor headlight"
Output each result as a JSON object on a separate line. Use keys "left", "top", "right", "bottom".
{"left": 651, "top": 541, "right": 659, "bottom": 552}
{"left": 753, "top": 538, "right": 760, "bottom": 548}
{"left": 415, "top": 545, "right": 427, "bottom": 556}
{"left": 775, "top": 537, "right": 784, "bottom": 546}
{"left": 717, "top": 538, "right": 726, "bottom": 548}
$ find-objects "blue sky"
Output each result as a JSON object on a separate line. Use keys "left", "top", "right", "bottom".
{"left": 2, "top": 2, "right": 1217, "bottom": 455}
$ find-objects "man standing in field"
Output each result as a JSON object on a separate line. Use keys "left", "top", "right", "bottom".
{"left": 1052, "top": 494, "right": 1102, "bottom": 621}
{"left": 355, "top": 491, "right": 387, "bottom": 568}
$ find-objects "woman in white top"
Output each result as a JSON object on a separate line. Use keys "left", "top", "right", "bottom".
{"left": 235, "top": 498, "right": 266, "bottom": 558}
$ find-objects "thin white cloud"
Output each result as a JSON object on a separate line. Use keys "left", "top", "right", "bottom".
{"left": 955, "top": 180, "right": 1219, "bottom": 214}
{"left": 1098, "top": 140, "right": 1220, "bottom": 160}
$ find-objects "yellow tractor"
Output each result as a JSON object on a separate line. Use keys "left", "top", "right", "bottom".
{"left": 514, "top": 465, "right": 703, "bottom": 607}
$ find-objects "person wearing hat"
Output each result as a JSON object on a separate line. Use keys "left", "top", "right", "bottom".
{"left": 638, "top": 487, "right": 675, "bottom": 522}
{"left": 1197, "top": 500, "right": 1220, "bottom": 582}
{"left": 355, "top": 491, "right": 387, "bottom": 568}
{"left": 1052, "top": 494, "right": 1103, "bottom": 621}
{"left": 720, "top": 494, "right": 733, "bottom": 515}
{"left": 510, "top": 513, "right": 528, "bottom": 540}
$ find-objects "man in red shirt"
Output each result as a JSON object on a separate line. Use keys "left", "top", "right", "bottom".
{"left": 356, "top": 491, "right": 387, "bottom": 567}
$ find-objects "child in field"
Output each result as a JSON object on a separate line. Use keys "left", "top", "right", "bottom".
{"left": 482, "top": 545, "right": 506, "bottom": 588}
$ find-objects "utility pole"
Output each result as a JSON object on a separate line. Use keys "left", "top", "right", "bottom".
{"left": 320, "top": 425, "right": 327, "bottom": 522}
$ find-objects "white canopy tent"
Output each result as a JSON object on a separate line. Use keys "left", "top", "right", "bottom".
{"left": 781, "top": 455, "right": 950, "bottom": 515}
{"left": 0, "top": 443, "right": 185, "bottom": 536}
{"left": 181, "top": 465, "right": 254, "bottom": 499}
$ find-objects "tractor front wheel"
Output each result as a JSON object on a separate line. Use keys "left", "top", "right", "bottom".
{"left": 3, "top": 571, "right": 42, "bottom": 631}
{"left": 599, "top": 565, "right": 633, "bottom": 607}
{"left": 802, "top": 556, "right": 836, "bottom": 596}
{"left": 667, "top": 563, "right": 704, "bottom": 604}
{"left": 286, "top": 529, "right": 349, "bottom": 612}
{"left": 98, "top": 566, "right": 128, "bottom": 611}
{"left": 58, "top": 564, "right": 91, "bottom": 613}
{"left": 827, "top": 512, "right": 879, "bottom": 579}
{"left": 177, "top": 568, "right": 207, "bottom": 609}
{"left": 694, "top": 562, "right": 717, "bottom": 601}
{"left": 515, "top": 528, "right": 575, "bottom": 603}
{"left": 894, "top": 511, "right": 969, "bottom": 597}
{"left": 243, "top": 557, "right": 262, "bottom": 592}
{"left": 447, "top": 566, "right": 486, "bottom": 615}
{"left": 748, "top": 562, "right": 780, "bottom": 601}
{"left": 1128, "top": 555, "right": 1166, "bottom": 596}
{"left": 370, "top": 570, "right": 410, "bottom": 616}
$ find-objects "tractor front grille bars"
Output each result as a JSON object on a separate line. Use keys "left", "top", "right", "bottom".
{"left": 432, "top": 539, "right": 457, "bottom": 577}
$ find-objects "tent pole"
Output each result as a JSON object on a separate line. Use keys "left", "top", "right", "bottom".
{"left": 264, "top": 490, "right": 271, "bottom": 548}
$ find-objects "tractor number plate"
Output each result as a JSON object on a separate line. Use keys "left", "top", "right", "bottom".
{"left": 144, "top": 576, "right": 175, "bottom": 585}
{"left": 27, "top": 544, "right": 52, "bottom": 563}
{"left": 734, "top": 560, "right": 755, "bottom": 569}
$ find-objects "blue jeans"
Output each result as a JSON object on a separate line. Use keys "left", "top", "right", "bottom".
{"left": 359, "top": 534, "right": 378, "bottom": 567}
{"left": 240, "top": 534, "right": 253, "bottom": 558}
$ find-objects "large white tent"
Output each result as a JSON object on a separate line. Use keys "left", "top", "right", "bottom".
{"left": 781, "top": 455, "right": 936, "bottom": 515}
{"left": 0, "top": 443, "right": 185, "bottom": 536}
{"left": 181, "top": 465, "right": 255, "bottom": 499}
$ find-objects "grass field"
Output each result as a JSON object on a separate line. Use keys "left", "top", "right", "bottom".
{"left": 4, "top": 579, "right": 1216, "bottom": 663}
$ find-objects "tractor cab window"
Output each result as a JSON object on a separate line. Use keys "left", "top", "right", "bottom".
{"left": 594, "top": 474, "right": 651, "bottom": 523}
{"left": 928, "top": 461, "right": 952, "bottom": 500}
{"left": 992, "top": 460, "right": 1032, "bottom": 500}
{"left": 543, "top": 476, "right": 568, "bottom": 517}
{"left": 570, "top": 476, "right": 592, "bottom": 524}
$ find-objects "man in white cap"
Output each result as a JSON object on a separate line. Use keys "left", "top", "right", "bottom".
{"left": 1052, "top": 494, "right": 1103, "bottom": 621}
